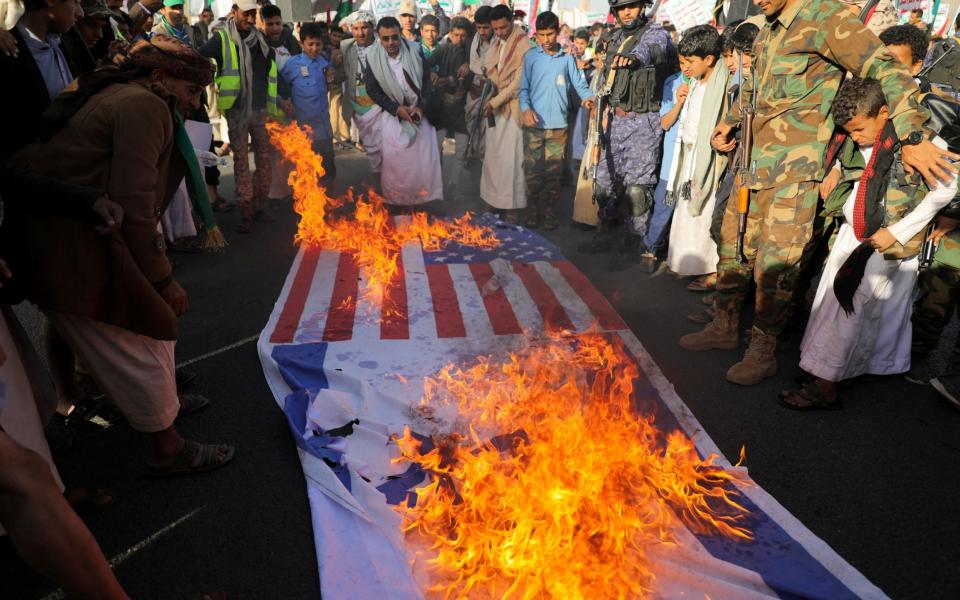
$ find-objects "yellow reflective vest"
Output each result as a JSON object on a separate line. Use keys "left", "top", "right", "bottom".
{"left": 214, "top": 29, "right": 280, "bottom": 118}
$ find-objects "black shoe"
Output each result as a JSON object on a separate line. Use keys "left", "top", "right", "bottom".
{"left": 176, "top": 369, "right": 198, "bottom": 391}
{"left": 931, "top": 374, "right": 960, "bottom": 411}
{"left": 617, "top": 233, "right": 644, "bottom": 255}
{"left": 45, "top": 415, "right": 74, "bottom": 456}
{"left": 577, "top": 228, "right": 619, "bottom": 254}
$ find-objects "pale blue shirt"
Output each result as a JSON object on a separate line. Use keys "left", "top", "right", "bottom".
{"left": 17, "top": 23, "right": 73, "bottom": 101}
{"left": 518, "top": 46, "right": 593, "bottom": 130}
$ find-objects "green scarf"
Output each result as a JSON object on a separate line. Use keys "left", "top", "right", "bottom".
{"left": 173, "top": 113, "right": 226, "bottom": 248}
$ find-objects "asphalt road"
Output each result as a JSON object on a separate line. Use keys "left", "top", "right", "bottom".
{"left": 1, "top": 145, "right": 957, "bottom": 600}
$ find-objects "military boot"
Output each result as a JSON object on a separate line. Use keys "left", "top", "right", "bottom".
{"left": 679, "top": 307, "right": 739, "bottom": 351}
{"left": 725, "top": 326, "right": 778, "bottom": 385}
{"left": 577, "top": 223, "right": 620, "bottom": 254}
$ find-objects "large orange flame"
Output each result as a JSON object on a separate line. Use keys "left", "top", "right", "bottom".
{"left": 267, "top": 121, "right": 500, "bottom": 299}
{"left": 395, "top": 333, "right": 752, "bottom": 598}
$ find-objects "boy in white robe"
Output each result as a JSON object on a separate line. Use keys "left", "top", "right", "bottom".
{"left": 665, "top": 25, "right": 728, "bottom": 281}
{"left": 780, "top": 77, "right": 957, "bottom": 410}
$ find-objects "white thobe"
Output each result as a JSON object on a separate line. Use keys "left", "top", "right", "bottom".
{"left": 379, "top": 55, "right": 444, "bottom": 206}
{"left": 800, "top": 140, "right": 957, "bottom": 381}
{"left": 667, "top": 81, "right": 719, "bottom": 277}
{"left": 479, "top": 41, "right": 526, "bottom": 210}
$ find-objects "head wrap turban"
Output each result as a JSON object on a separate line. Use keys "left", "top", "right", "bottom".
{"left": 127, "top": 34, "right": 214, "bottom": 87}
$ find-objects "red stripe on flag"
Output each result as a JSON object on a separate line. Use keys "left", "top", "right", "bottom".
{"left": 381, "top": 251, "right": 409, "bottom": 339}
{"left": 469, "top": 263, "right": 522, "bottom": 335}
{"left": 425, "top": 264, "right": 466, "bottom": 338}
{"left": 323, "top": 252, "right": 360, "bottom": 342}
{"left": 512, "top": 262, "right": 576, "bottom": 332}
{"left": 552, "top": 260, "right": 626, "bottom": 330}
{"left": 270, "top": 247, "right": 322, "bottom": 344}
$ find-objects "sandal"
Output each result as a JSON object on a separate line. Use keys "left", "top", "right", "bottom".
{"left": 146, "top": 440, "right": 235, "bottom": 478}
{"left": 178, "top": 394, "right": 211, "bottom": 417}
{"left": 687, "top": 274, "right": 717, "bottom": 292}
{"left": 65, "top": 486, "right": 115, "bottom": 514}
{"left": 777, "top": 381, "right": 843, "bottom": 411}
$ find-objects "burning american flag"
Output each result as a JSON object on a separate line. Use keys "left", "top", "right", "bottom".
{"left": 257, "top": 123, "right": 886, "bottom": 600}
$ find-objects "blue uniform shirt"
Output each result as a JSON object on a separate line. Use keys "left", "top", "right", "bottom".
{"left": 518, "top": 46, "right": 593, "bottom": 130}
{"left": 280, "top": 52, "right": 333, "bottom": 139}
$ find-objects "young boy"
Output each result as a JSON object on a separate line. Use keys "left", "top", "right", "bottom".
{"left": 780, "top": 77, "right": 957, "bottom": 410}
{"left": 665, "top": 25, "right": 729, "bottom": 283}
{"left": 279, "top": 23, "right": 337, "bottom": 181}
{"left": 518, "top": 11, "right": 594, "bottom": 230}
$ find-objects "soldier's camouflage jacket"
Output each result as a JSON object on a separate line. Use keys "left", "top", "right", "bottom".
{"left": 724, "top": 0, "right": 929, "bottom": 191}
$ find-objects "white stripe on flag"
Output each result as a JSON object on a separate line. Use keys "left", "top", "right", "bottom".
{"left": 448, "top": 263, "right": 496, "bottom": 339}
{"left": 531, "top": 261, "right": 597, "bottom": 332}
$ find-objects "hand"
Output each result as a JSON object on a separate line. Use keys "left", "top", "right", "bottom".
{"left": 676, "top": 82, "right": 689, "bottom": 103}
{"left": 581, "top": 98, "right": 595, "bottom": 110}
{"left": 430, "top": 71, "right": 440, "bottom": 86}
{"left": 91, "top": 195, "right": 123, "bottom": 234}
{"left": 280, "top": 98, "right": 295, "bottom": 115}
{"left": 410, "top": 107, "right": 423, "bottom": 123}
{"left": 325, "top": 68, "right": 336, "bottom": 83}
{"left": 930, "top": 215, "right": 959, "bottom": 245}
{"left": 612, "top": 53, "right": 636, "bottom": 69}
{"left": 819, "top": 167, "right": 841, "bottom": 200}
{"left": 522, "top": 109, "right": 539, "bottom": 128}
{"left": 396, "top": 105, "right": 413, "bottom": 122}
{"left": 160, "top": 279, "right": 189, "bottom": 316}
{"left": 0, "top": 28, "right": 19, "bottom": 58}
{"left": 901, "top": 138, "right": 960, "bottom": 188}
{"left": 482, "top": 103, "right": 494, "bottom": 117}
{"left": 868, "top": 227, "right": 897, "bottom": 252}
{"left": 457, "top": 63, "right": 470, "bottom": 79}
{"left": 711, "top": 122, "right": 735, "bottom": 152}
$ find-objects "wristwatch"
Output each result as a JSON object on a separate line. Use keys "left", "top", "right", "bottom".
{"left": 901, "top": 131, "right": 925, "bottom": 146}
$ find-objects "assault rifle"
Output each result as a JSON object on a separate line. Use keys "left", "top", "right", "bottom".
{"left": 466, "top": 67, "right": 496, "bottom": 160}
{"left": 585, "top": 42, "right": 618, "bottom": 205}
{"left": 735, "top": 53, "right": 755, "bottom": 265}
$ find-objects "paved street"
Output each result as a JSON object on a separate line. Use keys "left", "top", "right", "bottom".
{"left": 1, "top": 146, "right": 958, "bottom": 599}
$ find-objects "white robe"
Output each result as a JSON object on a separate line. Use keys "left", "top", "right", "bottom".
{"left": 800, "top": 140, "right": 957, "bottom": 381}
{"left": 356, "top": 105, "right": 384, "bottom": 173}
{"left": 479, "top": 40, "right": 526, "bottom": 211}
{"left": 667, "top": 82, "right": 719, "bottom": 277}
{"left": 379, "top": 56, "right": 443, "bottom": 206}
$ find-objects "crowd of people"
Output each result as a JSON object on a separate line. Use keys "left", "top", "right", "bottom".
{"left": 0, "top": 0, "right": 959, "bottom": 595}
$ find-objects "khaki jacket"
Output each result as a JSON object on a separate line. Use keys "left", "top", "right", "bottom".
{"left": 15, "top": 80, "right": 185, "bottom": 340}
{"left": 484, "top": 25, "right": 531, "bottom": 127}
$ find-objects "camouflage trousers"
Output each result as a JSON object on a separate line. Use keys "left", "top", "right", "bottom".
{"left": 523, "top": 128, "right": 567, "bottom": 226}
{"left": 593, "top": 112, "right": 663, "bottom": 236}
{"left": 715, "top": 181, "right": 820, "bottom": 337}
{"left": 226, "top": 110, "right": 273, "bottom": 219}
{"left": 912, "top": 263, "right": 960, "bottom": 365}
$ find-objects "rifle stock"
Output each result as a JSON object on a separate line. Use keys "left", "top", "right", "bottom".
{"left": 735, "top": 105, "right": 754, "bottom": 264}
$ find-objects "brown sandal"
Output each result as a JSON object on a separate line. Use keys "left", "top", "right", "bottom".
{"left": 147, "top": 440, "right": 235, "bottom": 478}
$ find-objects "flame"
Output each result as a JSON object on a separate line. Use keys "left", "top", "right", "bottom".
{"left": 394, "top": 333, "right": 752, "bottom": 598}
{"left": 267, "top": 121, "right": 500, "bottom": 300}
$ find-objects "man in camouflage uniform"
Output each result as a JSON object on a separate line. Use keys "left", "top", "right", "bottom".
{"left": 679, "top": 0, "right": 957, "bottom": 386}
{"left": 579, "top": 0, "right": 677, "bottom": 263}
{"left": 909, "top": 196, "right": 960, "bottom": 409}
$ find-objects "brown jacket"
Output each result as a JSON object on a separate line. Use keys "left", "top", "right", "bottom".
{"left": 484, "top": 25, "right": 531, "bottom": 127}
{"left": 15, "top": 80, "right": 185, "bottom": 340}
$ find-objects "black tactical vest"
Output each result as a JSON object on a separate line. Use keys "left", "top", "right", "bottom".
{"left": 605, "top": 24, "right": 677, "bottom": 115}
